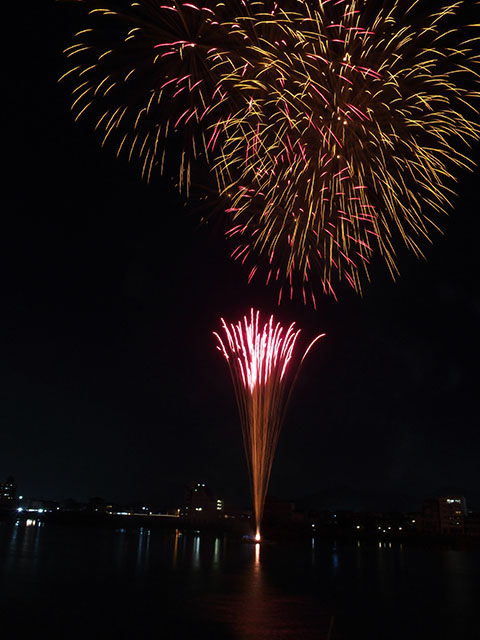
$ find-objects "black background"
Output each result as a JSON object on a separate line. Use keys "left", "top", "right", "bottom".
{"left": 2, "top": 1, "right": 479, "bottom": 510}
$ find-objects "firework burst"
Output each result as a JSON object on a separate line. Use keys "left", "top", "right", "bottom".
{"left": 214, "top": 0, "right": 480, "bottom": 302}
{"left": 214, "top": 309, "right": 324, "bottom": 540}
{"left": 61, "top": 1, "right": 480, "bottom": 301}
{"left": 59, "top": 0, "right": 238, "bottom": 191}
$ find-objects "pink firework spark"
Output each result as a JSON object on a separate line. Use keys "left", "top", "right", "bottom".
{"left": 213, "top": 309, "right": 324, "bottom": 540}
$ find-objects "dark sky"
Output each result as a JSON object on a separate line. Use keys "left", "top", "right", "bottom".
{"left": 2, "top": 2, "right": 479, "bottom": 510}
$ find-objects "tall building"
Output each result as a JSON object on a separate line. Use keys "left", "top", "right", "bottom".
{"left": 438, "top": 496, "right": 467, "bottom": 535}
{"left": 0, "top": 476, "right": 17, "bottom": 506}
{"left": 419, "top": 495, "right": 467, "bottom": 535}
{"left": 182, "top": 482, "right": 219, "bottom": 523}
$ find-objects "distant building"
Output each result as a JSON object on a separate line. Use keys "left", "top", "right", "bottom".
{"left": 438, "top": 496, "right": 467, "bottom": 535}
{"left": 465, "top": 511, "right": 480, "bottom": 537}
{"left": 0, "top": 476, "right": 16, "bottom": 507}
{"left": 419, "top": 499, "right": 440, "bottom": 535}
{"left": 182, "top": 482, "right": 219, "bottom": 523}
{"left": 419, "top": 495, "right": 467, "bottom": 535}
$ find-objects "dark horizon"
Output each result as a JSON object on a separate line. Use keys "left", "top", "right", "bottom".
{"left": 4, "top": 476, "right": 480, "bottom": 517}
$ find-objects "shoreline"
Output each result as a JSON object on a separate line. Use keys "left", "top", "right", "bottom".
{"left": 2, "top": 509, "right": 480, "bottom": 548}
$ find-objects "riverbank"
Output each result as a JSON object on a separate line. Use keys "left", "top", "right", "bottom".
{"left": 2, "top": 508, "right": 479, "bottom": 548}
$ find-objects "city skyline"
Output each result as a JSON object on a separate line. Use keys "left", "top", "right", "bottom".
{"left": 2, "top": 472, "right": 478, "bottom": 521}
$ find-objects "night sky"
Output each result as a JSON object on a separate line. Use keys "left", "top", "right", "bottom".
{"left": 2, "top": 2, "right": 479, "bottom": 511}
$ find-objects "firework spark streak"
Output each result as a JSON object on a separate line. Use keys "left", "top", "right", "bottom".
{"left": 61, "top": 1, "right": 480, "bottom": 301}
{"left": 213, "top": 309, "right": 324, "bottom": 540}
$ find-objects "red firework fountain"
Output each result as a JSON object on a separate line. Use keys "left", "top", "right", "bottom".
{"left": 214, "top": 309, "right": 324, "bottom": 541}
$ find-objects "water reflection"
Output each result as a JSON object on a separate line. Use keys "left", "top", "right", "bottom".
{"left": 3, "top": 518, "right": 44, "bottom": 577}
{"left": 172, "top": 529, "right": 180, "bottom": 568}
{"left": 255, "top": 541, "right": 260, "bottom": 566}
{"left": 113, "top": 527, "right": 127, "bottom": 571}
{"left": 213, "top": 537, "right": 220, "bottom": 567}
{"left": 9, "top": 520, "right": 19, "bottom": 548}
{"left": 218, "top": 541, "right": 267, "bottom": 637}
{"left": 444, "top": 549, "right": 472, "bottom": 615}
{"left": 135, "top": 527, "right": 151, "bottom": 575}
{"left": 200, "top": 541, "right": 332, "bottom": 639}
{"left": 170, "top": 531, "right": 230, "bottom": 575}
{"left": 2, "top": 522, "right": 478, "bottom": 640}
{"left": 331, "top": 541, "right": 339, "bottom": 573}
{"left": 192, "top": 534, "right": 201, "bottom": 569}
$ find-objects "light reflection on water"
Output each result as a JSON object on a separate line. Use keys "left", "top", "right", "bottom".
{"left": 213, "top": 536, "right": 221, "bottom": 567}
{"left": 332, "top": 541, "right": 339, "bottom": 572}
{"left": 1, "top": 520, "right": 479, "bottom": 640}
{"left": 200, "top": 538, "right": 332, "bottom": 640}
{"left": 3, "top": 519, "right": 43, "bottom": 576}
{"left": 135, "top": 526, "right": 150, "bottom": 575}
{"left": 172, "top": 528, "right": 180, "bottom": 568}
{"left": 192, "top": 533, "right": 201, "bottom": 569}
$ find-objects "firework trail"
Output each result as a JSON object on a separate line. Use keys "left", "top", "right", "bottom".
{"left": 214, "top": 309, "right": 324, "bottom": 540}
{"left": 215, "top": 0, "right": 480, "bottom": 303}
{"left": 61, "top": 1, "right": 480, "bottom": 301}
{"left": 59, "top": 0, "right": 239, "bottom": 191}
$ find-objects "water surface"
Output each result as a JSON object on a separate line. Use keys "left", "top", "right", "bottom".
{"left": 1, "top": 520, "right": 478, "bottom": 639}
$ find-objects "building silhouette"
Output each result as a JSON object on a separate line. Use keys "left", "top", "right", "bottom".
{"left": 0, "top": 476, "right": 16, "bottom": 507}
{"left": 419, "top": 495, "right": 467, "bottom": 535}
{"left": 182, "top": 482, "right": 222, "bottom": 524}
{"left": 438, "top": 496, "right": 467, "bottom": 535}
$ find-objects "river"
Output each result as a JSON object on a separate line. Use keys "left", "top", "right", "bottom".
{"left": 1, "top": 519, "right": 479, "bottom": 639}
